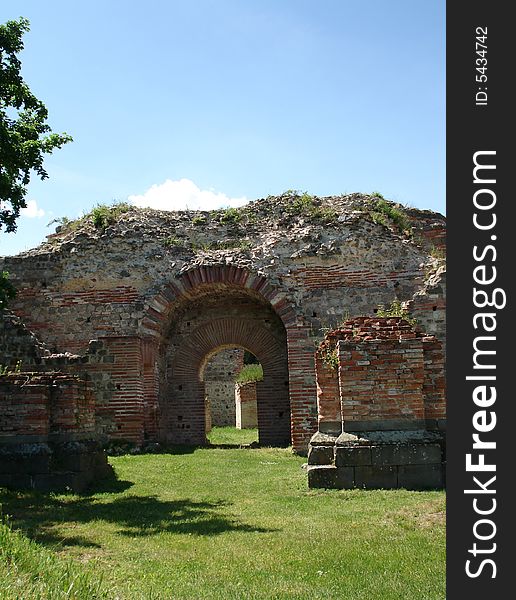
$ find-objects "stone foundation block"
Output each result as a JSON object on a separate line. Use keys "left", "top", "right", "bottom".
{"left": 307, "top": 465, "right": 354, "bottom": 489}
{"left": 371, "top": 443, "right": 442, "bottom": 466}
{"left": 0, "top": 440, "right": 113, "bottom": 492}
{"left": 354, "top": 465, "right": 398, "bottom": 489}
{"left": 0, "top": 454, "right": 50, "bottom": 475}
{"left": 398, "top": 464, "right": 444, "bottom": 490}
{"left": 307, "top": 445, "right": 334, "bottom": 465}
{"left": 335, "top": 446, "right": 372, "bottom": 467}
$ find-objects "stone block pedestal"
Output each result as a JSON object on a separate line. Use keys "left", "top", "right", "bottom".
{"left": 0, "top": 439, "right": 113, "bottom": 493}
{"left": 307, "top": 430, "right": 445, "bottom": 490}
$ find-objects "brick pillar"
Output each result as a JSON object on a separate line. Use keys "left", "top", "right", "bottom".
{"left": 422, "top": 337, "right": 446, "bottom": 423}
{"left": 315, "top": 353, "right": 341, "bottom": 434}
{"left": 166, "top": 379, "right": 207, "bottom": 445}
{"left": 101, "top": 337, "right": 145, "bottom": 444}
{"left": 142, "top": 338, "right": 160, "bottom": 441}
{"left": 287, "top": 326, "right": 318, "bottom": 453}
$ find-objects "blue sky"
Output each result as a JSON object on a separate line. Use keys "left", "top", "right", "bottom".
{"left": 1, "top": 0, "right": 445, "bottom": 256}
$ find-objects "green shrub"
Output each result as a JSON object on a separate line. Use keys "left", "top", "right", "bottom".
{"left": 0, "top": 360, "right": 22, "bottom": 376}
{"left": 192, "top": 215, "right": 207, "bottom": 226}
{"left": 90, "top": 202, "right": 131, "bottom": 231}
{"left": 430, "top": 246, "right": 446, "bottom": 260}
{"left": 366, "top": 197, "right": 412, "bottom": 235}
{"left": 47, "top": 215, "right": 72, "bottom": 229}
{"left": 287, "top": 191, "right": 314, "bottom": 215}
{"left": 163, "top": 236, "right": 182, "bottom": 247}
{"left": 376, "top": 299, "right": 417, "bottom": 326}
{"left": 219, "top": 207, "right": 242, "bottom": 225}
{"left": 190, "top": 241, "right": 211, "bottom": 252}
{"left": 282, "top": 191, "right": 339, "bottom": 225}
{"left": 235, "top": 363, "right": 263, "bottom": 383}
{"left": 311, "top": 206, "right": 339, "bottom": 223}
{"left": 321, "top": 346, "right": 339, "bottom": 370}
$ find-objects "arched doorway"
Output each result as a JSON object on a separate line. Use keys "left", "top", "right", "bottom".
{"left": 139, "top": 265, "right": 317, "bottom": 452}
{"left": 157, "top": 288, "right": 290, "bottom": 446}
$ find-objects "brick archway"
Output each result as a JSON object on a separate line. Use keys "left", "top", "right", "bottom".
{"left": 139, "top": 265, "right": 317, "bottom": 452}
{"left": 167, "top": 318, "right": 290, "bottom": 446}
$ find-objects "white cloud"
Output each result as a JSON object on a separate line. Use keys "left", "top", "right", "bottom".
{"left": 20, "top": 200, "right": 45, "bottom": 218}
{"left": 128, "top": 178, "right": 248, "bottom": 212}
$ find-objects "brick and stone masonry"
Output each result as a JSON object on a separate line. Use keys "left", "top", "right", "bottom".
{"left": 202, "top": 348, "right": 244, "bottom": 429}
{"left": 235, "top": 381, "right": 258, "bottom": 429}
{"left": 0, "top": 193, "right": 446, "bottom": 461}
{"left": 307, "top": 317, "right": 446, "bottom": 490}
{"left": 0, "top": 370, "right": 113, "bottom": 492}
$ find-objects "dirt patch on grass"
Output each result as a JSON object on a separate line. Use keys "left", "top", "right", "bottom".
{"left": 385, "top": 499, "right": 445, "bottom": 530}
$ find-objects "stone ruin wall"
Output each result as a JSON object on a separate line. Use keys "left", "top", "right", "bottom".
{"left": 0, "top": 312, "right": 113, "bottom": 490}
{"left": 308, "top": 317, "right": 445, "bottom": 490}
{"left": 203, "top": 348, "right": 244, "bottom": 429}
{"left": 0, "top": 194, "right": 446, "bottom": 456}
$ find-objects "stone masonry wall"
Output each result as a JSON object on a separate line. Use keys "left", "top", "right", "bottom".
{"left": 204, "top": 348, "right": 244, "bottom": 427}
{"left": 316, "top": 317, "right": 446, "bottom": 429}
{"left": 407, "top": 264, "right": 446, "bottom": 355}
{"left": 1, "top": 193, "right": 446, "bottom": 453}
{"left": 0, "top": 371, "right": 112, "bottom": 491}
{"left": 0, "top": 311, "right": 49, "bottom": 368}
{"left": 308, "top": 317, "right": 446, "bottom": 489}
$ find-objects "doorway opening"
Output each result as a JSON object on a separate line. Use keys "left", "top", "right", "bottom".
{"left": 158, "top": 285, "right": 291, "bottom": 447}
{"left": 202, "top": 348, "right": 262, "bottom": 446}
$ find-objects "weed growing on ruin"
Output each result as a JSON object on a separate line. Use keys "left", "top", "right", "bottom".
{"left": 282, "top": 191, "right": 339, "bottom": 225}
{"left": 321, "top": 346, "right": 339, "bottom": 370}
{"left": 371, "top": 199, "right": 412, "bottom": 235}
{"left": 190, "top": 241, "right": 204, "bottom": 252}
{"left": 0, "top": 360, "right": 22, "bottom": 376}
{"left": 311, "top": 205, "right": 339, "bottom": 224}
{"left": 47, "top": 214, "right": 86, "bottom": 235}
{"left": 376, "top": 299, "right": 417, "bottom": 326}
{"left": 48, "top": 202, "right": 133, "bottom": 235}
{"left": 163, "top": 236, "right": 183, "bottom": 247}
{"left": 91, "top": 202, "right": 131, "bottom": 232}
{"left": 218, "top": 207, "right": 242, "bottom": 225}
{"left": 47, "top": 215, "right": 72, "bottom": 228}
{"left": 192, "top": 215, "right": 207, "bottom": 226}
{"left": 430, "top": 246, "right": 446, "bottom": 260}
{"left": 285, "top": 191, "right": 318, "bottom": 217}
{"left": 359, "top": 195, "right": 412, "bottom": 236}
{"left": 235, "top": 363, "right": 263, "bottom": 383}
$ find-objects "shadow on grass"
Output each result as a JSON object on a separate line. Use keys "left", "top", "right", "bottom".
{"left": 0, "top": 488, "right": 276, "bottom": 549}
{"left": 86, "top": 476, "right": 135, "bottom": 494}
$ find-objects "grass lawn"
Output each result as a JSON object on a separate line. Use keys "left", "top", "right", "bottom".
{"left": 0, "top": 438, "right": 445, "bottom": 599}
{"left": 207, "top": 425, "right": 258, "bottom": 446}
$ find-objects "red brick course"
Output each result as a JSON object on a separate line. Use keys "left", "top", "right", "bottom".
{"left": 315, "top": 317, "right": 446, "bottom": 428}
